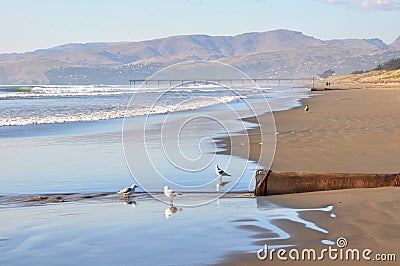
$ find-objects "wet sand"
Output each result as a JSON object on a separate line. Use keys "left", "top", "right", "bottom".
{"left": 219, "top": 87, "right": 400, "bottom": 265}
{"left": 221, "top": 187, "right": 400, "bottom": 265}
{"left": 2, "top": 87, "right": 400, "bottom": 265}
{"left": 0, "top": 193, "right": 336, "bottom": 266}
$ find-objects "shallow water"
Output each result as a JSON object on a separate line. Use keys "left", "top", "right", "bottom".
{"left": 0, "top": 82, "right": 324, "bottom": 265}
{"left": 0, "top": 194, "right": 335, "bottom": 266}
{"left": 0, "top": 85, "right": 311, "bottom": 196}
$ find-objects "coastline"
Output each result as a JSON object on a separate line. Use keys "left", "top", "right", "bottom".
{"left": 219, "top": 86, "right": 400, "bottom": 265}
{"left": 2, "top": 85, "right": 399, "bottom": 265}
{"left": 220, "top": 187, "right": 400, "bottom": 266}
{"left": 221, "top": 87, "right": 400, "bottom": 173}
{"left": 0, "top": 85, "right": 308, "bottom": 195}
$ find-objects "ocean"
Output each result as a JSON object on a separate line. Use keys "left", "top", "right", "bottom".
{"left": 0, "top": 82, "right": 338, "bottom": 266}
{"left": 0, "top": 83, "right": 311, "bottom": 198}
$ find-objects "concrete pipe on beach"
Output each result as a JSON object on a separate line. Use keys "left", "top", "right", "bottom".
{"left": 254, "top": 169, "right": 400, "bottom": 196}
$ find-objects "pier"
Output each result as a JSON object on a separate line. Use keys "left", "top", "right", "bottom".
{"left": 128, "top": 78, "right": 314, "bottom": 86}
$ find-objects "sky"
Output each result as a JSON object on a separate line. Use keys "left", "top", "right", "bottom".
{"left": 1, "top": 0, "right": 400, "bottom": 54}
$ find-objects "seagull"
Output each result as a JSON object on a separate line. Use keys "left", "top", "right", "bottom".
{"left": 304, "top": 104, "right": 309, "bottom": 113}
{"left": 215, "top": 165, "right": 231, "bottom": 178}
{"left": 164, "top": 186, "right": 181, "bottom": 205}
{"left": 117, "top": 184, "right": 138, "bottom": 197}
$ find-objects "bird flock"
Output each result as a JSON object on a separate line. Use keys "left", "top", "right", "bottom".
{"left": 117, "top": 165, "right": 232, "bottom": 204}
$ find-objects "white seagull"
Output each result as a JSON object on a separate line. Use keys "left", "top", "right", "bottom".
{"left": 163, "top": 186, "right": 181, "bottom": 205}
{"left": 117, "top": 184, "right": 138, "bottom": 197}
{"left": 215, "top": 165, "right": 231, "bottom": 178}
{"left": 304, "top": 104, "right": 309, "bottom": 113}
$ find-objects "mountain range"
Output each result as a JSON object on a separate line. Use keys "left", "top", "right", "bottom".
{"left": 1, "top": 29, "right": 400, "bottom": 85}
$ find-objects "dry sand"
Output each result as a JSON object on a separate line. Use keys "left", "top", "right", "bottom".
{"left": 220, "top": 87, "right": 400, "bottom": 265}
{"left": 272, "top": 88, "right": 400, "bottom": 173}
{"left": 221, "top": 88, "right": 400, "bottom": 173}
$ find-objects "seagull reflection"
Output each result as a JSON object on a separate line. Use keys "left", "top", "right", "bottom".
{"left": 164, "top": 205, "right": 183, "bottom": 219}
{"left": 216, "top": 176, "right": 230, "bottom": 192}
{"left": 118, "top": 197, "right": 137, "bottom": 207}
{"left": 124, "top": 200, "right": 137, "bottom": 207}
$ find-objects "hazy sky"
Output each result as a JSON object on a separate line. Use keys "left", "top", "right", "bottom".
{"left": 1, "top": 0, "right": 399, "bottom": 54}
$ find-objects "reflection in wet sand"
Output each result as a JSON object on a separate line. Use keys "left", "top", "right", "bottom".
{"left": 0, "top": 192, "right": 150, "bottom": 208}
{"left": 216, "top": 175, "right": 231, "bottom": 192}
{"left": 164, "top": 205, "right": 183, "bottom": 219}
{"left": 119, "top": 198, "right": 137, "bottom": 207}
{"left": 231, "top": 197, "right": 335, "bottom": 248}
{"left": 216, "top": 176, "right": 231, "bottom": 192}
{"left": 0, "top": 194, "right": 336, "bottom": 265}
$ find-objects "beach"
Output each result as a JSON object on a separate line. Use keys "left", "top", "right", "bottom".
{"left": 2, "top": 0, "right": 400, "bottom": 264}
{"left": 0, "top": 192, "right": 339, "bottom": 265}
{"left": 0, "top": 83, "right": 317, "bottom": 265}
{"left": 272, "top": 88, "right": 400, "bottom": 173}
{"left": 1, "top": 85, "right": 399, "bottom": 265}
{"left": 223, "top": 88, "right": 400, "bottom": 173}
{"left": 220, "top": 87, "right": 400, "bottom": 265}
{"left": 221, "top": 187, "right": 399, "bottom": 265}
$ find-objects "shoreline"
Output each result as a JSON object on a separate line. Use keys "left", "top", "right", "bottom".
{"left": 0, "top": 84, "right": 309, "bottom": 195}
{"left": 218, "top": 86, "right": 400, "bottom": 265}
{"left": 0, "top": 191, "right": 256, "bottom": 209}
{"left": 220, "top": 187, "right": 400, "bottom": 266}
{"left": 2, "top": 85, "right": 400, "bottom": 265}
{"left": 220, "top": 87, "right": 400, "bottom": 173}
{"left": 0, "top": 192, "right": 337, "bottom": 266}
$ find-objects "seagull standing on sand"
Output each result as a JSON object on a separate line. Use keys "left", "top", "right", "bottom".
{"left": 304, "top": 104, "right": 309, "bottom": 113}
{"left": 117, "top": 184, "right": 138, "bottom": 197}
{"left": 164, "top": 186, "right": 181, "bottom": 205}
{"left": 215, "top": 165, "right": 231, "bottom": 178}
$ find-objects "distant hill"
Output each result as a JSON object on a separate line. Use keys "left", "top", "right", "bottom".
{"left": 0, "top": 29, "right": 400, "bottom": 85}
{"left": 373, "top": 58, "right": 400, "bottom": 71}
{"left": 390, "top": 35, "right": 400, "bottom": 49}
